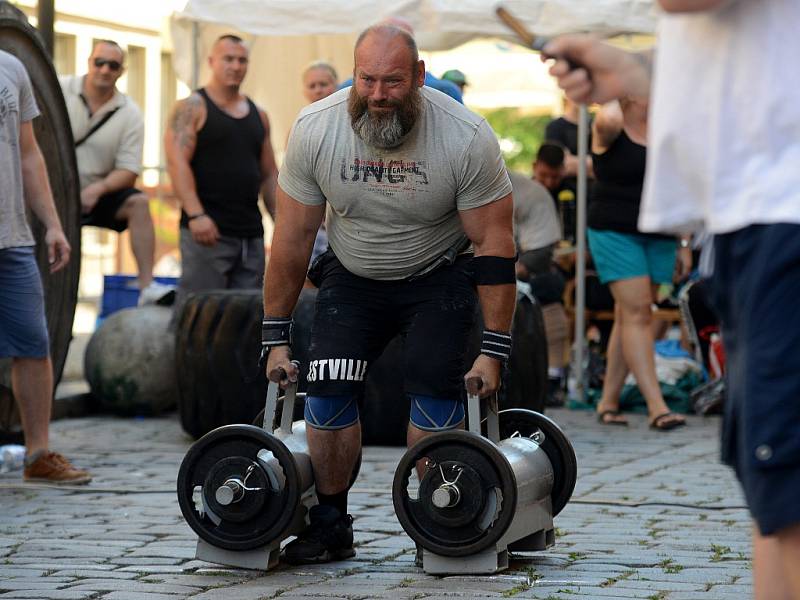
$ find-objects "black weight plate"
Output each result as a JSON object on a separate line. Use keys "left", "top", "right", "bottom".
{"left": 176, "top": 424, "right": 300, "bottom": 551}
{"left": 202, "top": 456, "right": 269, "bottom": 523}
{"left": 392, "top": 430, "right": 517, "bottom": 557}
{"left": 418, "top": 461, "right": 484, "bottom": 528}
{"left": 498, "top": 409, "right": 577, "bottom": 517}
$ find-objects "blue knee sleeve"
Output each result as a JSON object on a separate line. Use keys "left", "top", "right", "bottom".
{"left": 304, "top": 395, "right": 360, "bottom": 430}
{"left": 409, "top": 394, "right": 465, "bottom": 431}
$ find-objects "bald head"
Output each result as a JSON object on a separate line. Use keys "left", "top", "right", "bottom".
{"left": 354, "top": 25, "right": 419, "bottom": 71}
{"left": 380, "top": 16, "right": 414, "bottom": 35}
{"left": 208, "top": 34, "right": 249, "bottom": 90}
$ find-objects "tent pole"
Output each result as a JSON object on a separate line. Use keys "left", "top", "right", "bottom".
{"left": 191, "top": 21, "right": 199, "bottom": 90}
{"left": 572, "top": 104, "right": 589, "bottom": 402}
{"left": 37, "top": 0, "right": 55, "bottom": 57}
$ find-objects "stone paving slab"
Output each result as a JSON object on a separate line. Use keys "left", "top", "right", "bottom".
{"left": 0, "top": 408, "right": 752, "bottom": 599}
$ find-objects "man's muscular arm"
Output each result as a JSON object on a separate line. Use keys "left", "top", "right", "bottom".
{"left": 459, "top": 193, "right": 517, "bottom": 396}
{"left": 263, "top": 185, "right": 325, "bottom": 383}
{"left": 257, "top": 108, "right": 279, "bottom": 220}
{"left": 165, "top": 93, "right": 219, "bottom": 245}
{"left": 20, "top": 121, "right": 70, "bottom": 273}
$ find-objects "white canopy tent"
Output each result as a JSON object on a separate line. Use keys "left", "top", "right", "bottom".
{"left": 169, "top": 0, "right": 658, "bottom": 402}
{"left": 170, "top": 0, "right": 656, "bottom": 144}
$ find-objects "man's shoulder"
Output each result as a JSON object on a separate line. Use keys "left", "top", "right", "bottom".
{"left": 295, "top": 88, "right": 349, "bottom": 126}
{"left": 421, "top": 87, "right": 482, "bottom": 131}
{"left": 58, "top": 74, "right": 82, "bottom": 96}
{"left": 0, "top": 49, "right": 25, "bottom": 74}
{"left": 104, "top": 91, "right": 144, "bottom": 131}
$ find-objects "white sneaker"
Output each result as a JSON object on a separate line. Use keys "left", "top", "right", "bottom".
{"left": 138, "top": 281, "right": 175, "bottom": 306}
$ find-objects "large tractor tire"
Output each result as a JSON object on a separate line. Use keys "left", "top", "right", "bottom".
{"left": 175, "top": 290, "right": 267, "bottom": 439}
{"left": 0, "top": 3, "right": 81, "bottom": 439}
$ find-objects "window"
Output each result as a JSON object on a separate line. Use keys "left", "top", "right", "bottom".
{"left": 53, "top": 32, "right": 75, "bottom": 76}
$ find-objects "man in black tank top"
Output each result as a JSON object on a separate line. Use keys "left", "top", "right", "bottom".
{"left": 165, "top": 34, "right": 278, "bottom": 308}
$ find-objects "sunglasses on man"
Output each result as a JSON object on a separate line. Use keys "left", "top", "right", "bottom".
{"left": 93, "top": 58, "right": 122, "bottom": 71}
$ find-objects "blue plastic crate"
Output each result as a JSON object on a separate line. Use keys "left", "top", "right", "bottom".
{"left": 99, "top": 274, "right": 178, "bottom": 319}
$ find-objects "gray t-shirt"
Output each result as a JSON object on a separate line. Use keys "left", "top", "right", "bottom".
{"left": 509, "top": 171, "right": 561, "bottom": 252}
{"left": 279, "top": 87, "right": 511, "bottom": 280}
{"left": 0, "top": 50, "right": 39, "bottom": 250}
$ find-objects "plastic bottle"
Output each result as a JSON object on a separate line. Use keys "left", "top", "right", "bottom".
{"left": 0, "top": 444, "right": 26, "bottom": 473}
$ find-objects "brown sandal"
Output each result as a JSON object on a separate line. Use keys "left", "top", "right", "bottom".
{"left": 597, "top": 409, "right": 629, "bottom": 426}
{"left": 649, "top": 412, "right": 686, "bottom": 431}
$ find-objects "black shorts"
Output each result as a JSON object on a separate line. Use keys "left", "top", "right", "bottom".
{"left": 710, "top": 224, "right": 800, "bottom": 535}
{"left": 305, "top": 250, "right": 478, "bottom": 402}
{"left": 81, "top": 187, "right": 142, "bottom": 232}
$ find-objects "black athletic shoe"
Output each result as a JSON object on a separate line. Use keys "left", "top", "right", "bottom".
{"left": 282, "top": 505, "right": 356, "bottom": 565}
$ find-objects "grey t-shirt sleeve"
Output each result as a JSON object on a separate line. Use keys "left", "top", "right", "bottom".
{"left": 277, "top": 118, "right": 326, "bottom": 206}
{"left": 17, "top": 59, "right": 40, "bottom": 123}
{"left": 455, "top": 120, "right": 512, "bottom": 211}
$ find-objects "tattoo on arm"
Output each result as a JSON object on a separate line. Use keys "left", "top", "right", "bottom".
{"left": 169, "top": 94, "right": 202, "bottom": 152}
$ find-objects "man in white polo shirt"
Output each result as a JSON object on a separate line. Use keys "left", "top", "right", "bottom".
{"left": 60, "top": 40, "right": 168, "bottom": 303}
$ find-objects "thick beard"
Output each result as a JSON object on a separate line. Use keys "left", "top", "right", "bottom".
{"left": 348, "top": 86, "right": 421, "bottom": 149}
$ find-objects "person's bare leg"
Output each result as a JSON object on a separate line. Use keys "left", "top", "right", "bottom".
{"left": 775, "top": 523, "right": 800, "bottom": 598}
{"left": 610, "top": 277, "right": 681, "bottom": 424}
{"left": 306, "top": 422, "right": 362, "bottom": 494}
{"left": 11, "top": 356, "right": 52, "bottom": 455}
{"left": 408, "top": 422, "right": 453, "bottom": 479}
{"left": 596, "top": 303, "right": 629, "bottom": 423}
{"left": 753, "top": 525, "right": 795, "bottom": 600}
{"left": 117, "top": 193, "right": 154, "bottom": 289}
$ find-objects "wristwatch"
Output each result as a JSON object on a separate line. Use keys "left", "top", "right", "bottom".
{"left": 679, "top": 238, "right": 691, "bottom": 248}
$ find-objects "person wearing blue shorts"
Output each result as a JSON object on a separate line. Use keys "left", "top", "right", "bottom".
{"left": 586, "top": 99, "right": 691, "bottom": 430}
{"left": 547, "top": 1, "right": 800, "bottom": 593}
{"left": 0, "top": 50, "right": 91, "bottom": 485}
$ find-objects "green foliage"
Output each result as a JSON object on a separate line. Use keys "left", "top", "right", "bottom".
{"left": 477, "top": 108, "right": 551, "bottom": 175}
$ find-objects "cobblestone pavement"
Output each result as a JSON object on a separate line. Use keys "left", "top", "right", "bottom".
{"left": 0, "top": 408, "right": 751, "bottom": 599}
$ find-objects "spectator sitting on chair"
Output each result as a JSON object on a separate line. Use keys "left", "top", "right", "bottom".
{"left": 509, "top": 171, "right": 569, "bottom": 406}
{"left": 60, "top": 40, "right": 169, "bottom": 305}
{"left": 532, "top": 142, "right": 567, "bottom": 204}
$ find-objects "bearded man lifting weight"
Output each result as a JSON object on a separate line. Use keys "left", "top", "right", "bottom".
{"left": 261, "top": 23, "right": 516, "bottom": 564}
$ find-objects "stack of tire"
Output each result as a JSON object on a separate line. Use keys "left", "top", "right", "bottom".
{"left": 176, "top": 288, "right": 548, "bottom": 445}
